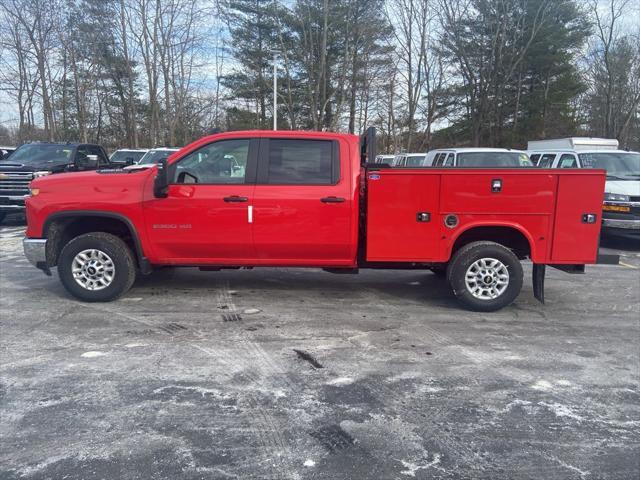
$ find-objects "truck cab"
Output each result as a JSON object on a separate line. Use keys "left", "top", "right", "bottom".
{"left": 527, "top": 138, "right": 640, "bottom": 236}
{"left": 22, "top": 129, "right": 613, "bottom": 311}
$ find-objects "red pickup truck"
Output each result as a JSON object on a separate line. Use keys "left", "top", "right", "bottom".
{"left": 22, "top": 129, "right": 615, "bottom": 311}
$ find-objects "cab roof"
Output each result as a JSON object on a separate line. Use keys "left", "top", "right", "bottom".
{"left": 429, "top": 148, "right": 527, "bottom": 153}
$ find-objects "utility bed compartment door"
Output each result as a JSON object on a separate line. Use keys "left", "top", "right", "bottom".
{"left": 440, "top": 173, "right": 556, "bottom": 214}
{"left": 366, "top": 172, "right": 441, "bottom": 261}
{"left": 551, "top": 173, "right": 605, "bottom": 263}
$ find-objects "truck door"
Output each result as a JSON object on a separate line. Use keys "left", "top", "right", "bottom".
{"left": 143, "top": 138, "right": 257, "bottom": 263}
{"left": 251, "top": 137, "right": 353, "bottom": 265}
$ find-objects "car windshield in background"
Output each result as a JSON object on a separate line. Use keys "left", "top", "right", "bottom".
{"left": 6, "top": 144, "right": 73, "bottom": 165}
{"left": 138, "top": 150, "right": 177, "bottom": 165}
{"left": 457, "top": 152, "right": 532, "bottom": 167}
{"left": 111, "top": 151, "right": 146, "bottom": 164}
{"left": 405, "top": 155, "right": 426, "bottom": 167}
{"left": 579, "top": 152, "right": 640, "bottom": 179}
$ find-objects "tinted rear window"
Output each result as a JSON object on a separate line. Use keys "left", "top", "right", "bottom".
{"left": 267, "top": 139, "right": 335, "bottom": 184}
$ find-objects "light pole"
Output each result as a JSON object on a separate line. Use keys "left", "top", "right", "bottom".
{"left": 272, "top": 50, "right": 280, "bottom": 131}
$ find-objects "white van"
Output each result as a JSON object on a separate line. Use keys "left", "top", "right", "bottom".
{"left": 425, "top": 148, "right": 532, "bottom": 167}
{"left": 527, "top": 138, "right": 640, "bottom": 236}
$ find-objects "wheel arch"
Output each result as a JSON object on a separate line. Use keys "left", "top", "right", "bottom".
{"left": 42, "top": 210, "right": 150, "bottom": 273}
{"left": 447, "top": 223, "right": 536, "bottom": 261}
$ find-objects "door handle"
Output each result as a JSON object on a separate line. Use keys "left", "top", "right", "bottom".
{"left": 320, "top": 196, "right": 345, "bottom": 203}
{"left": 223, "top": 195, "right": 248, "bottom": 203}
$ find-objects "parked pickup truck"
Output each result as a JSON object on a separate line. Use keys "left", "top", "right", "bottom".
{"left": 0, "top": 142, "right": 111, "bottom": 223}
{"left": 22, "top": 129, "right": 616, "bottom": 311}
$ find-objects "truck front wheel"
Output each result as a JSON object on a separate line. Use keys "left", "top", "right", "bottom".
{"left": 58, "top": 232, "right": 136, "bottom": 302}
{"left": 447, "top": 241, "right": 523, "bottom": 312}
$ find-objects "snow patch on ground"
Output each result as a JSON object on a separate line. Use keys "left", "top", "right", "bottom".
{"left": 153, "top": 385, "right": 220, "bottom": 398}
{"left": 531, "top": 380, "right": 553, "bottom": 391}
{"left": 555, "top": 379, "right": 572, "bottom": 386}
{"left": 399, "top": 454, "right": 442, "bottom": 476}
{"left": 81, "top": 351, "right": 107, "bottom": 358}
{"left": 326, "top": 377, "right": 354, "bottom": 386}
{"left": 539, "top": 402, "right": 583, "bottom": 421}
{"left": 303, "top": 459, "right": 315, "bottom": 467}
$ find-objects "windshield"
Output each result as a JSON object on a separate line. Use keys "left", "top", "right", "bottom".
{"left": 138, "top": 149, "right": 178, "bottom": 165}
{"left": 457, "top": 152, "right": 532, "bottom": 167}
{"left": 110, "top": 150, "right": 146, "bottom": 164}
{"left": 5, "top": 144, "right": 73, "bottom": 165}
{"left": 579, "top": 152, "right": 640, "bottom": 179}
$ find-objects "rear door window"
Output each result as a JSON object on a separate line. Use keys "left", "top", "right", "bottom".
{"left": 558, "top": 154, "right": 577, "bottom": 168}
{"left": 538, "top": 153, "right": 556, "bottom": 168}
{"left": 529, "top": 154, "right": 540, "bottom": 165}
{"left": 262, "top": 139, "right": 337, "bottom": 185}
{"left": 443, "top": 153, "right": 454, "bottom": 166}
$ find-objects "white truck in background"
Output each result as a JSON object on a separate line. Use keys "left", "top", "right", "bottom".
{"left": 527, "top": 137, "right": 640, "bottom": 237}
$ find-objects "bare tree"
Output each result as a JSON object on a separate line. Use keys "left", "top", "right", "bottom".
{"left": 586, "top": 0, "right": 640, "bottom": 142}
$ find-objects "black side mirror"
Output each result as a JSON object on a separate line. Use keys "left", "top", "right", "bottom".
{"left": 154, "top": 158, "right": 169, "bottom": 198}
{"left": 125, "top": 157, "right": 135, "bottom": 166}
{"left": 75, "top": 154, "right": 99, "bottom": 170}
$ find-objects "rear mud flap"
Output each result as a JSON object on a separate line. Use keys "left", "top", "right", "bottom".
{"left": 532, "top": 264, "right": 546, "bottom": 304}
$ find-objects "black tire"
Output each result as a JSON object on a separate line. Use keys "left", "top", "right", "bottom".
{"left": 58, "top": 232, "right": 136, "bottom": 302}
{"left": 447, "top": 241, "right": 523, "bottom": 312}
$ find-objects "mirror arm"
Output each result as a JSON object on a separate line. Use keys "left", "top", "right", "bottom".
{"left": 154, "top": 158, "right": 170, "bottom": 198}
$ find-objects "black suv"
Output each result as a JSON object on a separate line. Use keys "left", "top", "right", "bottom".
{"left": 0, "top": 142, "right": 111, "bottom": 223}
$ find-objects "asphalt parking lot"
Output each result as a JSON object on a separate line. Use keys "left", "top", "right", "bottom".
{"left": 1, "top": 215, "right": 639, "bottom": 480}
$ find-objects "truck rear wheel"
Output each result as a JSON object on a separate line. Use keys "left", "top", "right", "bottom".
{"left": 447, "top": 241, "right": 523, "bottom": 312}
{"left": 58, "top": 232, "right": 136, "bottom": 302}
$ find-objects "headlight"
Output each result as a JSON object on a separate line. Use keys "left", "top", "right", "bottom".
{"left": 604, "top": 192, "right": 630, "bottom": 202}
{"left": 33, "top": 171, "right": 52, "bottom": 179}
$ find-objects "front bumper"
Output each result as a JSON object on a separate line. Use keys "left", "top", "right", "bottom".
{"left": 23, "top": 238, "right": 51, "bottom": 275}
{"left": 602, "top": 218, "right": 640, "bottom": 230}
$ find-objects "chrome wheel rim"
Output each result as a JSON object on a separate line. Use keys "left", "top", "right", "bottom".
{"left": 465, "top": 258, "right": 509, "bottom": 300}
{"left": 72, "top": 249, "right": 115, "bottom": 291}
